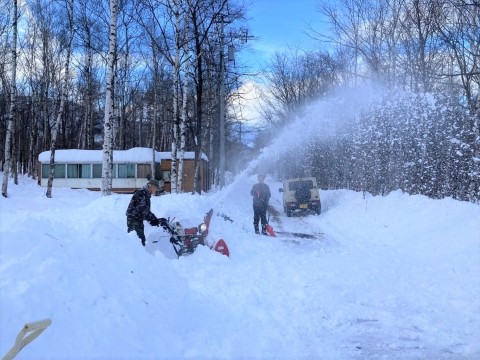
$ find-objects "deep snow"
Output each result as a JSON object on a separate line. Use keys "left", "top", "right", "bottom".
{"left": 1, "top": 172, "right": 479, "bottom": 359}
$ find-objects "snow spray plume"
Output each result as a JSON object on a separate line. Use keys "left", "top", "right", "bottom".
{"left": 250, "top": 82, "right": 385, "bottom": 173}
{"left": 214, "top": 82, "right": 386, "bottom": 203}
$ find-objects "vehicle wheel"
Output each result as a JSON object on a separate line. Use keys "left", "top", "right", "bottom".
{"left": 286, "top": 210, "right": 292, "bottom": 217}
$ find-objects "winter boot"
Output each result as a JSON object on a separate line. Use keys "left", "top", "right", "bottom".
{"left": 261, "top": 225, "right": 268, "bottom": 235}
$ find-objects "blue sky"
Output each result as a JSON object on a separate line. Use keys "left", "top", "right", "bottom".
{"left": 230, "top": 0, "right": 328, "bottom": 127}
{"left": 238, "top": 0, "right": 325, "bottom": 71}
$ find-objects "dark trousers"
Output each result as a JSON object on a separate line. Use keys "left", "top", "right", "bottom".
{"left": 127, "top": 217, "right": 146, "bottom": 246}
{"left": 253, "top": 205, "right": 268, "bottom": 233}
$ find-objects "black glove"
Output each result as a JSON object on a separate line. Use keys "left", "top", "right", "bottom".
{"left": 150, "top": 218, "right": 160, "bottom": 226}
{"left": 158, "top": 217, "right": 168, "bottom": 226}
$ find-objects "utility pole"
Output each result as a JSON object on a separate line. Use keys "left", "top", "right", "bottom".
{"left": 218, "top": 17, "right": 253, "bottom": 188}
{"left": 219, "top": 16, "right": 226, "bottom": 188}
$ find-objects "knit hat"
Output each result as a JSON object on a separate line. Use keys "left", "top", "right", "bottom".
{"left": 147, "top": 179, "right": 160, "bottom": 188}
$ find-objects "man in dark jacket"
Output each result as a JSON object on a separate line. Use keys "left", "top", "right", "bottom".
{"left": 126, "top": 179, "right": 165, "bottom": 246}
{"left": 250, "top": 174, "right": 271, "bottom": 235}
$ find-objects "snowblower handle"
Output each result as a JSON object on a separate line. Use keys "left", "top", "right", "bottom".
{"left": 157, "top": 217, "right": 168, "bottom": 227}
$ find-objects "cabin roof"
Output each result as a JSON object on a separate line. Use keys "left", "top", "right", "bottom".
{"left": 38, "top": 147, "right": 208, "bottom": 163}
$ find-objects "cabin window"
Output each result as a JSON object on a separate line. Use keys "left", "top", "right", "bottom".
{"left": 42, "top": 164, "right": 66, "bottom": 178}
{"left": 118, "top": 163, "right": 135, "bottom": 178}
{"left": 136, "top": 163, "right": 162, "bottom": 179}
{"left": 137, "top": 164, "right": 151, "bottom": 179}
{"left": 67, "top": 164, "right": 91, "bottom": 179}
{"left": 92, "top": 164, "right": 102, "bottom": 178}
{"left": 93, "top": 163, "right": 117, "bottom": 178}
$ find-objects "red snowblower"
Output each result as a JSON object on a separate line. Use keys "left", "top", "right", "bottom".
{"left": 156, "top": 208, "right": 229, "bottom": 258}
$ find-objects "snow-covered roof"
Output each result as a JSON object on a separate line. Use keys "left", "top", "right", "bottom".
{"left": 38, "top": 147, "right": 208, "bottom": 163}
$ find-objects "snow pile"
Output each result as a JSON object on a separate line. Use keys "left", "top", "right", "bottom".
{"left": 1, "top": 174, "right": 479, "bottom": 359}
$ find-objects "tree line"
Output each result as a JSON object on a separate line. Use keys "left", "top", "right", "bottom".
{"left": 1, "top": 0, "right": 479, "bottom": 202}
{"left": 0, "top": 0, "right": 249, "bottom": 196}
{"left": 257, "top": 0, "right": 479, "bottom": 202}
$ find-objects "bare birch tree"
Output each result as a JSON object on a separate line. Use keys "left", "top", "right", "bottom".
{"left": 46, "top": 0, "right": 74, "bottom": 198}
{"left": 168, "top": 0, "right": 182, "bottom": 193}
{"left": 101, "top": 0, "right": 118, "bottom": 196}
{"left": 135, "top": 0, "right": 187, "bottom": 193}
{"left": 2, "top": 0, "right": 18, "bottom": 198}
{"left": 178, "top": 12, "right": 191, "bottom": 192}
{"left": 150, "top": 32, "right": 159, "bottom": 178}
{"left": 76, "top": 0, "right": 102, "bottom": 150}
{"left": 188, "top": 0, "right": 231, "bottom": 193}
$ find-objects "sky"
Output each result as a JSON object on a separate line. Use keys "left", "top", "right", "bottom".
{"left": 231, "top": 0, "right": 327, "bottom": 126}
{"left": 240, "top": 0, "right": 323, "bottom": 70}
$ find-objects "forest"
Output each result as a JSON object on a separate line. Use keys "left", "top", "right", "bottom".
{"left": 0, "top": 0, "right": 479, "bottom": 202}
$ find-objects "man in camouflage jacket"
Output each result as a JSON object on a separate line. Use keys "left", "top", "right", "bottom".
{"left": 126, "top": 179, "right": 165, "bottom": 246}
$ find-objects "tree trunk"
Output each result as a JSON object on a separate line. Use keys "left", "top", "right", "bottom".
{"left": 101, "top": 0, "right": 118, "bottom": 196}
{"left": 46, "top": 0, "right": 74, "bottom": 198}
{"left": 86, "top": 46, "right": 94, "bottom": 149}
{"left": 170, "top": 2, "right": 182, "bottom": 194}
{"left": 151, "top": 41, "right": 159, "bottom": 178}
{"left": 178, "top": 16, "right": 190, "bottom": 193}
{"left": 2, "top": 0, "right": 18, "bottom": 198}
{"left": 191, "top": 6, "right": 205, "bottom": 193}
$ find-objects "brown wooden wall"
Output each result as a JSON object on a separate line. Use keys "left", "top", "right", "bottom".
{"left": 161, "top": 159, "right": 210, "bottom": 193}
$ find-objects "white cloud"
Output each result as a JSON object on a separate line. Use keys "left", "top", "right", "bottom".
{"left": 230, "top": 80, "right": 268, "bottom": 125}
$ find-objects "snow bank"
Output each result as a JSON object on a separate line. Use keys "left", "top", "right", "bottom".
{"left": 1, "top": 174, "right": 479, "bottom": 359}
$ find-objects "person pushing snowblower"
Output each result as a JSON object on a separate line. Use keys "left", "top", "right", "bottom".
{"left": 250, "top": 174, "right": 271, "bottom": 235}
{"left": 126, "top": 179, "right": 167, "bottom": 246}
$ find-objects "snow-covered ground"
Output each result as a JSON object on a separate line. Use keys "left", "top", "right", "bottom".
{"left": 1, "top": 173, "right": 479, "bottom": 359}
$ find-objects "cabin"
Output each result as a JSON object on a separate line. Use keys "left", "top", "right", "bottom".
{"left": 37, "top": 147, "right": 210, "bottom": 193}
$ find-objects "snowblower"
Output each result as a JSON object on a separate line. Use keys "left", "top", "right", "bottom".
{"left": 156, "top": 208, "right": 229, "bottom": 258}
